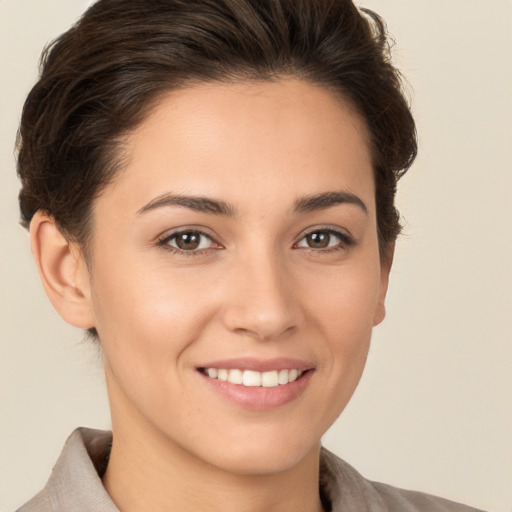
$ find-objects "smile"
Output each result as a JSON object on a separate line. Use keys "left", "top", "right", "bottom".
{"left": 197, "top": 358, "right": 314, "bottom": 409}
{"left": 201, "top": 368, "right": 305, "bottom": 387}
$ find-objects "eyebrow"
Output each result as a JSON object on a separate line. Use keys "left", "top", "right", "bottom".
{"left": 136, "top": 190, "right": 367, "bottom": 217}
{"left": 294, "top": 191, "right": 367, "bottom": 215}
{"left": 136, "top": 193, "right": 235, "bottom": 216}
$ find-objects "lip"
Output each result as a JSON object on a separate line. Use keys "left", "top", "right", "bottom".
{"left": 196, "top": 358, "right": 315, "bottom": 410}
{"left": 197, "top": 357, "right": 314, "bottom": 372}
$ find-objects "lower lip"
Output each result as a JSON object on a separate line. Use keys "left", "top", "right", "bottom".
{"left": 198, "top": 370, "right": 314, "bottom": 410}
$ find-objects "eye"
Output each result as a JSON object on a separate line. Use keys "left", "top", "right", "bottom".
{"left": 160, "top": 230, "right": 214, "bottom": 252}
{"left": 296, "top": 229, "right": 352, "bottom": 250}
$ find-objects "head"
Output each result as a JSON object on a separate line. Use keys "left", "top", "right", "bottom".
{"left": 18, "top": 0, "right": 416, "bottom": 263}
{"left": 17, "top": 0, "right": 416, "bottom": 476}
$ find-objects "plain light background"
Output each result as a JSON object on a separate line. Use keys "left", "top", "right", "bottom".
{"left": 1, "top": 1, "right": 511, "bottom": 511}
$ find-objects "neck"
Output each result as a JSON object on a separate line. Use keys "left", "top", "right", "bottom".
{"left": 103, "top": 415, "right": 324, "bottom": 512}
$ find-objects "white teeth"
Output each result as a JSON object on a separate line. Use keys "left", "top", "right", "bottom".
{"left": 204, "top": 368, "right": 305, "bottom": 387}
{"left": 228, "top": 369, "right": 243, "bottom": 385}
{"left": 278, "top": 369, "right": 289, "bottom": 385}
{"left": 243, "top": 370, "right": 261, "bottom": 387}
{"left": 261, "top": 370, "right": 279, "bottom": 387}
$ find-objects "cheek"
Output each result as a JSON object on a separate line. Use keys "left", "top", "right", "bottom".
{"left": 308, "top": 260, "right": 381, "bottom": 318}
{"left": 89, "top": 258, "right": 218, "bottom": 380}
{"left": 300, "top": 264, "right": 379, "bottom": 427}
{"left": 301, "top": 259, "right": 381, "bottom": 365}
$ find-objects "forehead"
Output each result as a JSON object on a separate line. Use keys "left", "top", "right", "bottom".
{"left": 99, "top": 79, "right": 375, "bottom": 217}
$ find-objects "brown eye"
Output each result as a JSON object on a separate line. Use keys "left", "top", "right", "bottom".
{"left": 166, "top": 231, "right": 213, "bottom": 251}
{"left": 305, "top": 231, "right": 331, "bottom": 248}
{"left": 297, "top": 229, "right": 349, "bottom": 250}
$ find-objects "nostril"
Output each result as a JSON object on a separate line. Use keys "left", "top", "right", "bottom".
{"left": 232, "top": 323, "right": 297, "bottom": 342}
{"left": 219, "top": 265, "right": 304, "bottom": 340}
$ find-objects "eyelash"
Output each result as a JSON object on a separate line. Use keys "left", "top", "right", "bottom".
{"left": 296, "top": 228, "right": 355, "bottom": 253}
{"left": 157, "top": 227, "right": 355, "bottom": 257}
{"left": 157, "top": 229, "right": 218, "bottom": 257}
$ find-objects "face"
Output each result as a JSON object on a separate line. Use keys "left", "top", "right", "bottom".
{"left": 84, "top": 79, "right": 390, "bottom": 475}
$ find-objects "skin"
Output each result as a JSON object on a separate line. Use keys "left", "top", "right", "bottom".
{"left": 31, "top": 79, "right": 391, "bottom": 512}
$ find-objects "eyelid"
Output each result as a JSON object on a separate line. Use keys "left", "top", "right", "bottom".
{"left": 155, "top": 224, "right": 355, "bottom": 256}
{"left": 294, "top": 226, "right": 355, "bottom": 249}
{"left": 157, "top": 226, "right": 223, "bottom": 254}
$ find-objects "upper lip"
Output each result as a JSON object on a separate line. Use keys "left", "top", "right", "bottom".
{"left": 197, "top": 357, "right": 314, "bottom": 372}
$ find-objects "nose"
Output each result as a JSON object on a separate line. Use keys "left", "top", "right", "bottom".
{"left": 220, "top": 250, "right": 303, "bottom": 341}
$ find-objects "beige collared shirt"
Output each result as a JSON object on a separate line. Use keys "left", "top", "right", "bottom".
{"left": 16, "top": 428, "right": 486, "bottom": 512}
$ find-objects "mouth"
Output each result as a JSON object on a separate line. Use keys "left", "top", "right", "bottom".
{"left": 198, "top": 367, "right": 308, "bottom": 387}
{"left": 196, "top": 359, "right": 314, "bottom": 410}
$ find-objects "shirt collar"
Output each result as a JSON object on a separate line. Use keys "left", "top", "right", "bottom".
{"left": 41, "top": 427, "right": 372, "bottom": 512}
{"left": 45, "top": 428, "right": 118, "bottom": 511}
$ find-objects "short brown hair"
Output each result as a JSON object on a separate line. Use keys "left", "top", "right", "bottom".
{"left": 17, "top": 0, "right": 417, "bottom": 261}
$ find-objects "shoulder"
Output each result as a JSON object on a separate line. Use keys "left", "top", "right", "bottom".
{"left": 320, "top": 447, "right": 487, "bottom": 512}
{"left": 15, "top": 490, "right": 52, "bottom": 512}
{"left": 15, "top": 428, "right": 116, "bottom": 512}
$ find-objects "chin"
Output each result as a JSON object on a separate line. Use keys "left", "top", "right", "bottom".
{"left": 191, "top": 429, "right": 322, "bottom": 476}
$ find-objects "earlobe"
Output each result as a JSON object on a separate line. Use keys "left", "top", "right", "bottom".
{"left": 30, "top": 211, "right": 95, "bottom": 329}
{"left": 373, "top": 298, "right": 387, "bottom": 327}
{"left": 373, "top": 242, "right": 395, "bottom": 327}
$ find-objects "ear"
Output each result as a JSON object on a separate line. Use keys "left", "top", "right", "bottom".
{"left": 30, "top": 211, "right": 95, "bottom": 329}
{"left": 373, "top": 242, "right": 395, "bottom": 326}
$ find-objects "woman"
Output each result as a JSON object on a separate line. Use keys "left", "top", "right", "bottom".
{"left": 10, "top": 0, "right": 492, "bottom": 511}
